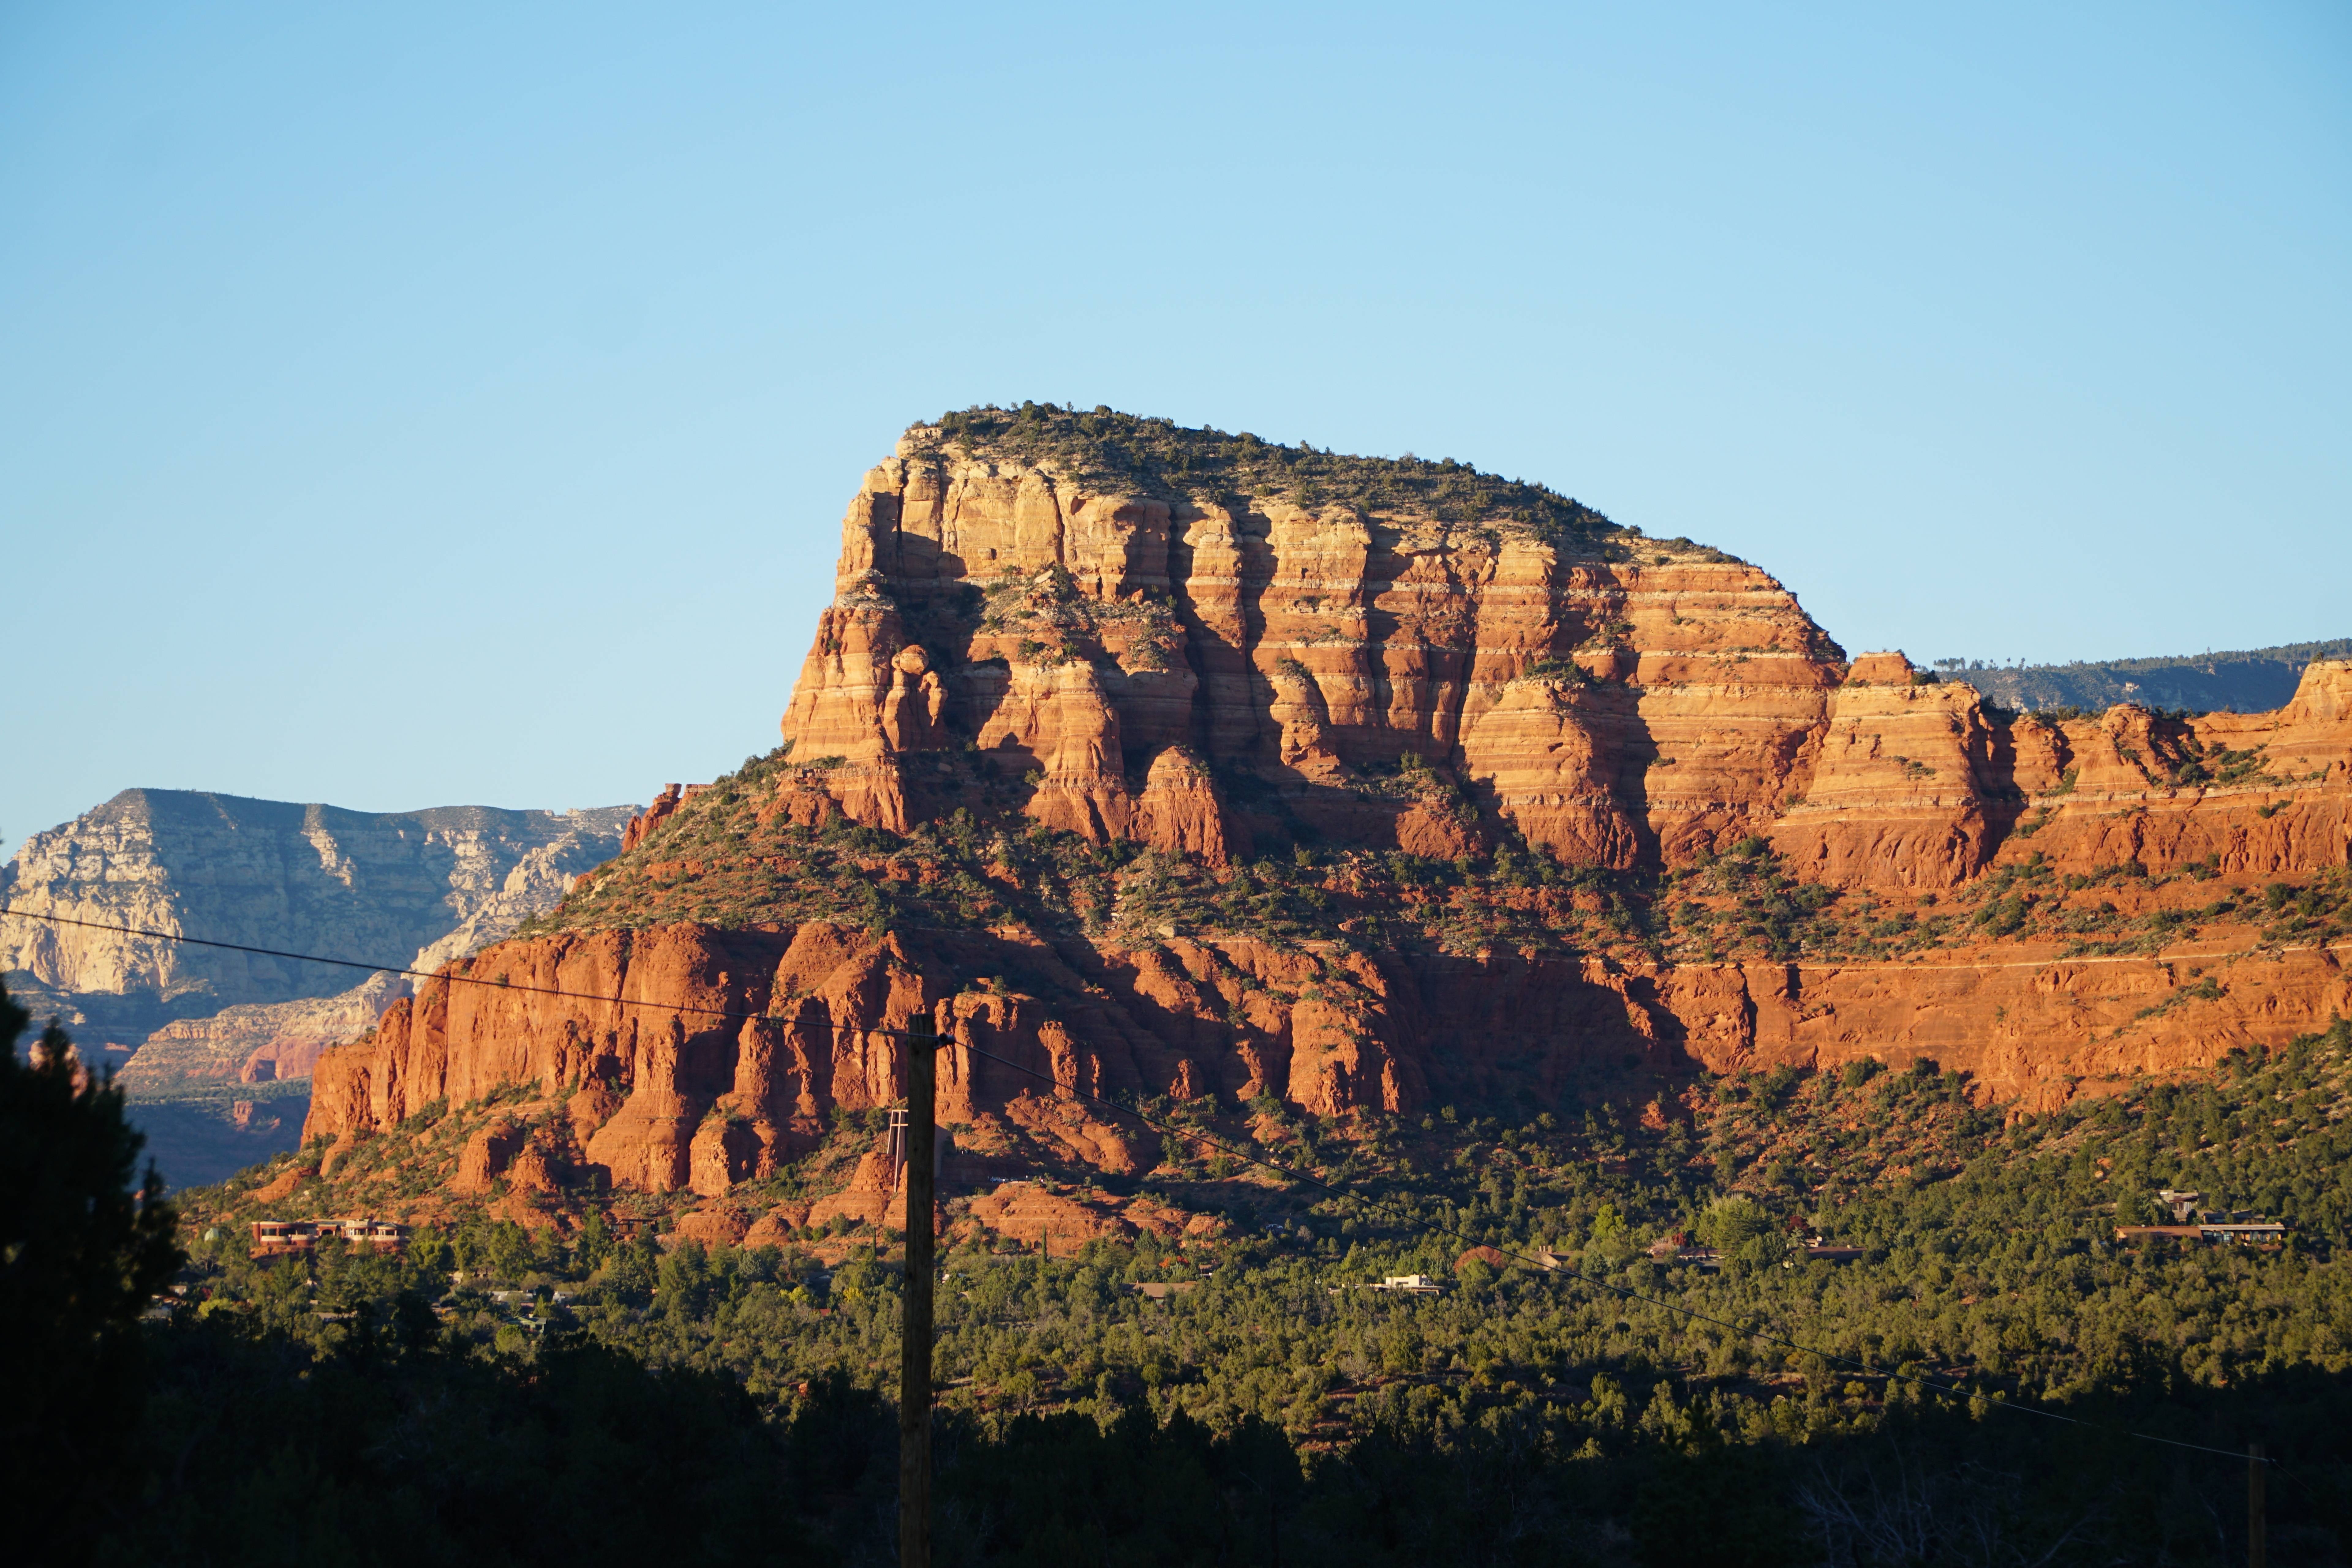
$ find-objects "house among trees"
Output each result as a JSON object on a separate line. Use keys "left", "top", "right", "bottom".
{"left": 1647, "top": 1232, "right": 1723, "bottom": 1268}
{"left": 249, "top": 1218, "right": 413, "bottom": 1258}
{"left": 1644, "top": 1230, "right": 1860, "bottom": 1267}
{"left": 1127, "top": 1280, "right": 1199, "bottom": 1300}
{"left": 2116, "top": 1189, "right": 2286, "bottom": 1247}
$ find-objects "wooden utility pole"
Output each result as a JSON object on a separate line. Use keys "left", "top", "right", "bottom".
{"left": 2248, "top": 1443, "right": 2266, "bottom": 1568}
{"left": 901, "top": 1013, "right": 938, "bottom": 1568}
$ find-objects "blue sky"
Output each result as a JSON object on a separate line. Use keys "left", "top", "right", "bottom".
{"left": 3, "top": 2, "right": 2347, "bottom": 842}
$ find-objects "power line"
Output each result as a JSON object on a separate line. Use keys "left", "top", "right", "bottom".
{"left": 10, "top": 903, "right": 2325, "bottom": 1061}
{"left": 0, "top": 905, "right": 765, "bottom": 1022}
{"left": 0, "top": 902, "right": 2287, "bottom": 1468}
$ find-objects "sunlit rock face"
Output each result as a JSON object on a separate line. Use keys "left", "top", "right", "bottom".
{"left": 780, "top": 431, "right": 1851, "bottom": 872}
{"left": 778, "top": 426, "right": 2347, "bottom": 891}
{"left": 299, "top": 414, "right": 2352, "bottom": 1201}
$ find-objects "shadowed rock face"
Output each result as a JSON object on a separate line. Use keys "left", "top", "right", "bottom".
{"left": 1952, "top": 637, "right": 2352, "bottom": 716}
{"left": 299, "top": 418, "right": 2352, "bottom": 1200}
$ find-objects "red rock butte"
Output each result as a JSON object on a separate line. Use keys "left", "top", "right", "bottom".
{"left": 306, "top": 410, "right": 2352, "bottom": 1205}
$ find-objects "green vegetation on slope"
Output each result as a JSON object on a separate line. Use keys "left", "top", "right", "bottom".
{"left": 926, "top": 402, "right": 1642, "bottom": 553}
{"left": 190, "top": 1021, "right": 2352, "bottom": 1431}
{"left": 139, "top": 1016, "right": 2352, "bottom": 1564}
{"left": 521, "top": 750, "right": 2352, "bottom": 978}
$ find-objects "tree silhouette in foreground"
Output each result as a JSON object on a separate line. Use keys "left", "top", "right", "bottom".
{"left": 0, "top": 979, "right": 182, "bottom": 1563}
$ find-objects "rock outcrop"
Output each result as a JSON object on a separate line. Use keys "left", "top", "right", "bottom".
{"left": 119, "top": 972, "right": 407, "bottom": 1090}
{"left": 305, "top": 907, "right": 2352, "bottom": 1189}
{"left": 1766, "top": 652, "right": 2013, "bottom": 890}
{"left": 778, "top": 432, "right": 1851, "bottom": 869}
{"left": 772, "top": 424, "right": 2347, "bottom": 890}
{"left": 293, "top": 412, "right": 2352, "bottom": 1213}
{"left": 1988, "top": 661, "right": 2352, "bottom": 880}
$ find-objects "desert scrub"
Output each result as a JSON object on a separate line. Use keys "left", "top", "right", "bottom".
{"left": 925, "top": 403, "right": 1630, "bottom": 552}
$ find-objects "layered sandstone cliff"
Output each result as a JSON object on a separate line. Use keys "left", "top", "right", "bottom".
{"left": 776, "top": 427, "right": 1851, "bottom": 870}
{"left": 1987, "top": 665, "right": 2352, "bottom": 879}
{"left": 304, "top": 904, "right": 2352, "bottom": 1198}
{"left": 299, "top": 411, "right": 2352, "bottom": 1212}
{"left": 771, "top": 420, "right": 2348, "bottom": 889}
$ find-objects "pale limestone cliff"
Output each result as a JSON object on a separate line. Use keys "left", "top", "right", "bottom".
{"left": 0, "top": 790, "right": 635, "bottom": 1067}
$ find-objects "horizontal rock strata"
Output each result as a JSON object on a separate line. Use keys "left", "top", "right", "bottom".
{"left": 775, "top": 432, "right": 2349, "bottom": 890}
{"left": 306, "top": 912, "right": 2352, "bottom": 1190}
{"left": 298, "top": 415, "right": 2352, "bottom": 1212}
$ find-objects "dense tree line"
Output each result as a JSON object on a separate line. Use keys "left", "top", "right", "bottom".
{"left": 12, "top": 967, "right": 2352, "bottom": 1563}
{"left": 72, "top": 1266, "right": 2352, "bottom": 1566}
{"left": 92, "top": 1007, "right": 2352, "bottom": 1563}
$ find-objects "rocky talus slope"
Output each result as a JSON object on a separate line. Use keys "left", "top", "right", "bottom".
{"left": 1, "top": 790, "right": 635, "bottom": 1084}
{"left": 300, "top": 409, "right": 2352, "bottom": 1235}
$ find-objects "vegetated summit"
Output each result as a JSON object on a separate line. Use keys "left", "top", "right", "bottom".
{"left": 929, "top": 402, "right": 1635, "bottom": 553}
{"left": 288, "top": 404, "right": 2350, "bottom": 1249}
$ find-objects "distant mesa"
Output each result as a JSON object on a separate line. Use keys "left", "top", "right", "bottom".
{"left": 1, "top": 789, "right": 636, "bottom": 1187}
{"left": 285, "top": 407, "right": 2350, "bottom": 1226}
{"left": 1943, "top": 637, "right": 2352, "bottom": 716}
{"left": 2, "top": 788, "right": 638, "bottom": 1068}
